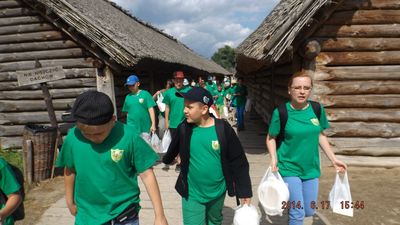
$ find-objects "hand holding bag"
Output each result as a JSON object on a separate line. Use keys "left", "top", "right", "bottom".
{"left": 257, "top": 166, "right": 289, "bottom": 216}
{"left": 329, "top": 171, "right": 353, "bottom": 217}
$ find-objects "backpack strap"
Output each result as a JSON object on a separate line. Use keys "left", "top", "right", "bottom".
{"left": 309, "top": 101, "right": 321, "bottom": 120}
{"left": 276, "top": 103, "right": 288, "bottom": 149}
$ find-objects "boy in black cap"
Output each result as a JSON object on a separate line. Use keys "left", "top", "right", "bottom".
{"left": 162, "top": 87, "right": 252, "bottom": 225}
{"left": 56, "top": 90, "right": 168, "bottom": 225}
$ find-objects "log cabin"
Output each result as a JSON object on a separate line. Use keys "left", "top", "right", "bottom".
{"left": 236, "top": 0, "right": 400, "bottom": 167}
{"left": 0, "top": 0, "right": 229, "bottom": 148}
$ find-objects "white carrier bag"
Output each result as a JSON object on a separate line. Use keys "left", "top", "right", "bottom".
{"left": 160, "top": 129, "right": 171, "bottom": 153}
{"left": 257, "top": 166, "right": 289, "bottom": 216}
{"left": 150, "top": 132, "right": 161, "bottom": 153}
{"left": 233, "top": 204, "right": 260, "bottom": 225}
{"left": 329, "top": 171, "right": 353, "bottom": 217}
{"left": 156, "top": 93, "right": 166, "bottom": 112}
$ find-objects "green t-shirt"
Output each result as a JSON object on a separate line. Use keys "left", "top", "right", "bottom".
{"left": 0, "top": 158, "right": 21, "bottom": 225}
{"left": 215, "top": 90, "right": 225, "bottom": 106}
{"left": 268, "top": 102, "right": 329, "bottom": 179}
{"left": 122, "top": 90, "right": 156, "bottom": 133}
{"left": 206, "top": 82, "right": 217, "bottom": 95}
{"left": 56, "top": 122, "right": 159, "bottom": 225}
{"left": 187, "top": 125, "right": 226, "bottom": 202}
{"left": 162, "top": 86, "right": 191, "bottom": 128}
{"left": 234, "top": 85, "right": 248, "bottom": 107}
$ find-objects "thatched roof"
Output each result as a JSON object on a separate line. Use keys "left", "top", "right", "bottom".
{"left": 236, "top": 0, "right": 329, "bottom": 71}
{"left": 35, "top": 0, "right": 229, "bottom": 75}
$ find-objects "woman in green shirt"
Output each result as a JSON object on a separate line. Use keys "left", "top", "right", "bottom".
{"left": 266, "top": 71, "right": 347, "bottom": 225}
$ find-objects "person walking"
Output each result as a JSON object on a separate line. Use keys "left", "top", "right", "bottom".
{"left": 56, "top": 90, "right": 168, "bottom": 225}
{"left": 163, "top": 71, "right": 191, "bottom": 172}
{"left": 266, "top": 71, "right": 347, "bottom": 225}
{"left": 163, "top": 87, "right": 252, "bottom": 225}
{"left": 122, "top": 75, "right": 157, "bottom": 134}
{"left": 233, "top": 77, "right": 247, "bottom": 131}
{"left": 0, "top": 157, "right": 22, "bottom": 225}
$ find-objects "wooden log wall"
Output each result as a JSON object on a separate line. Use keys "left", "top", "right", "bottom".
{"left": 0, "top": 1, "right": 101, "bottom": 148}
{"left": 244, "top": 64, "right": 294, "bottom": 124}
{"left": 310, "top": 0, "right": 400, "bottom": 165}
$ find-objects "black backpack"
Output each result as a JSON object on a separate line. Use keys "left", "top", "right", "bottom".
{"left": 0, "top": 163, "right": 25, "bottom": 221}
{"left": 275, "top": 101, "right": 321, "bottom": 149}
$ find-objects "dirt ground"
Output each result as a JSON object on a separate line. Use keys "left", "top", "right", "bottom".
{"left": 16, "top": 166, "right": 400, "bottom": 225}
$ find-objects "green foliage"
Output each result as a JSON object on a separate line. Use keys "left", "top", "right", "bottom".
{"left": 0, "top": 149, "right": 23, "bottom": 171}
{"left": 211, "top": 45, "right": 236, "bottom": 70}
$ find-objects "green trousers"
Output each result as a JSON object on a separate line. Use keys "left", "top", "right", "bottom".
{"left": 182, "top": 194, "right": 226, "bottom": 225}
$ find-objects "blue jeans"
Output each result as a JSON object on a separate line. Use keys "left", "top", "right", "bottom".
{"left": 236, "top": 105, "right": 245, "bottom": 129}
{"left": 282, "top": 177, "right": 318, "bottom": 225}
{"left": 114, "top": 217, "right": 139, "bottom": 225}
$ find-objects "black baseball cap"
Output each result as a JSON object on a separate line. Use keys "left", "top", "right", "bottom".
{"left": 65, "top": 90, "right": 114, "bottom": 125}
{"left": 175, "top": 87, "right": 213, "bottom": 107}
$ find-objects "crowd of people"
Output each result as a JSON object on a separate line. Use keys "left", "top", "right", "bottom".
{"left": 0, "top": 70, "right": 347, "bottom": 225}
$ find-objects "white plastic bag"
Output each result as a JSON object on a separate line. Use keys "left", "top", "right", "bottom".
{"left": 156, "top": 93, "right": 166, "bottom": 112}
{"left": 233, "top": 204, "right": 260, "bottom": 225}
{"left": 150, "top": 132, "right": 161, "bottom": 153}
{"left": 140, "top": 132, "right": 151, "bottom": 144}
{"left": 158, "top": 114, "right": 166, "bottom": 139}
{"left": 257, "top": 166, "right": 289, "bottom": 216}
{"left": 329, "top": 171, "right": 353, "bottom": 217}
{"left": 160, "top": 129, "right": 171, "bottom": 153}
{"left": 223, "top": 106, "right": 229, "bottom": 118}
{"left": 245, "top": 98, "right": 252, "bottom": 112}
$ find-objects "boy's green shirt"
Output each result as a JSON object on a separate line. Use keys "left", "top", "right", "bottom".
{"left": 122, "top": 90, "right": 156, "bottom": 133}
{"left": 187, "top": 125, "right": 226, "bottom": 203}
{"left": 162, "top": 86, "right": 191, "bottom": 128}
{"left": 215, "top": 90, "right": 225, "bottom": 106}
{"left": 268, "top": 102, "right": 329, "bottom": 179}
{"left": 0, "top": 157, "right": 21, "bottom": 225}
{"left": 234, "top": 85, "right": 247, "bottom": 107}
{"left": 56, "top": 122, "right": 158, "bottom": 224}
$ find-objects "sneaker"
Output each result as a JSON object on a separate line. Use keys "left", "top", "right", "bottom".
{"left": 175, "top": 164, "right": 181, "bottom": 173}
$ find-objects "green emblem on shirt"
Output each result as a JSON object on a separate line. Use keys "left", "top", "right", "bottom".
{"left": 111, "top": 149, "right": 124, "bottom": 162}
{"left": 310, "top": 118, "right": 320, "bottom": 126}
{"left": 211, "top": 140, "right": 220, "bottom": 151}
{"left": 139, "top": 98, "right": 144, "bottom": 104}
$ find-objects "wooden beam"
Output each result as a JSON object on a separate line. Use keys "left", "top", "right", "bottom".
{"left": 0, "top": 111, "right": 67, "bottom": 125}
{"left": 0, "top": 40, "right": 78, "bottom": 53}
{"left": 326, "top": 10, "right": 400, "bottom": 25}
{"left": 0, "top": 23, "right": 54, "bottom": 35}
{"left": 0, "top": 78, "right": 96, "bottom": 91}
{"left": 313, "top": 80, "right": 400, "bottom": 95}
{"left": 330, "top": 137, "right": 400, "bottom": 156}
{"left": 316, "top": 94, "right": 400, "bottom": 108}
{"left": 316, "top": 38, "right": 400, "bottom": 51}
{"left": 96, "top": 66, "right": 117, "bottom": 117}
{"left": 0, "top": 31, "right": 64, "bottom": 44}
{"left": 0, "top": 88, "right": 95, "bottom": 100}
{"left": 0, "top": 136, "right": 22, "bottom": 149}
{"left": 0, "top": 7, "right": 36, "bottom": 18}
{"left": 0, "top": 68, "right": 96, "bottom": 81}
{"left": 0, "top": 1, "right": 22, "bottom": 9}
{"left": 327, "top": 122, "right": 400, "bottom": 137}
{"left": 0, "top": 16, "right": 43, "bottom": 26}
{"left": 0, "top": 98, "right": 75, "bottom": 112}
{"left": 326, "top": 108, "right": 400, "bottom": 122}
{"left": 317, "top": 51, "right": 400, "bottom": 66}
{"left": 315, "top": 24, "right": 400, "bottom": 38}
{"left": 0, "top": 48, "right": 84, "bottom": 63}
{"left": 0, "top": 58, "right": 101, "bottom": 72}
{"left": 315, "top": 66, "right": 400, "bottom": 81}
{"left": 338, "top": 0, "right": 400, "bottom": 10}
{"left": 335, "top": 155, "right": 400, "bottom": 167}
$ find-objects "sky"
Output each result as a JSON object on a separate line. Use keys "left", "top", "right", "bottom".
{"left": 109, "top": 0, "right": 279, "bottom": 58}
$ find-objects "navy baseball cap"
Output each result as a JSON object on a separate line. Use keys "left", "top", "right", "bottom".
{"left": 175, "top": 87, "right": 213, "bottom": 107}
{"left": 125, "top": 75, "right": 139, "bottom": 86}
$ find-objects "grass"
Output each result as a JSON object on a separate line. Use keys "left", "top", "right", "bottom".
{"left": 0, "top": 148, "right": 23, "bottom": 171}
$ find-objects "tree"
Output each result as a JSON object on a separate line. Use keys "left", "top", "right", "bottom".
{"left": 211, "top": 45, "right": 235, "bottom": 70}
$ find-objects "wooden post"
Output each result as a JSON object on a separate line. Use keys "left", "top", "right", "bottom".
{"left": 26, "top": 139, "right": 33, "bottom": 184}
{"left": 96, "top": 66, "right": 117, "bottom": 117}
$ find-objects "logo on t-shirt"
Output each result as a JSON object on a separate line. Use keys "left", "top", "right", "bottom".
{"left": 139, "top": 98, "right": 144, "bottom": 104}
{"left": 310, "top": 118, "right": 320, "bottom": 126}
{"left": 111, "top": 149, "right": 124, "bottom": 162}
{"left": 211, "top": 140, "right": 220, "bottom": 151}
